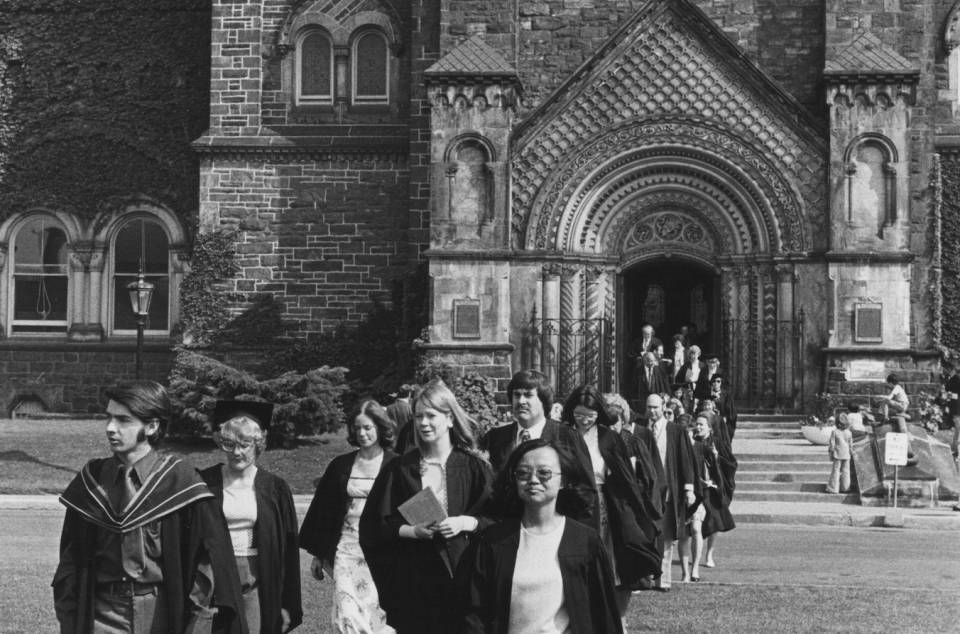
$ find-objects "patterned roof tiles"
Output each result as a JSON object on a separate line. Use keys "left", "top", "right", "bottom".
{"left": 425, "top": 34, "right": 516, "bottom": 77}
{"left": 824, "top": 32, "right": 917, "bottom": 75}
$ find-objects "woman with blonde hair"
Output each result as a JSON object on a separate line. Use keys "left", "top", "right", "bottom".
{"left": 360, "top": 380, "right": 493, "bottom": 633}
{"left": 200, "top": 401, "right": 303, "bottom": 633}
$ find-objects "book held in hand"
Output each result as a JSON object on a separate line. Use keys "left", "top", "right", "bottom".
{"left": 398, "top": 486, "right": 447, "bottom": 526}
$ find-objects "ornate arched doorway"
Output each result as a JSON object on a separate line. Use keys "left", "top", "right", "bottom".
{"left": 517, "top": 119, "right": 807, "bottom": 410}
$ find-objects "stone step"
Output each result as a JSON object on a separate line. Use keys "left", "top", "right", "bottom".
{"left": 736, "top": 453, "right": 828, "bottom": 463}
{"left": 738, "top": 414, "right": 806, "bottom": 422}
{"left": 737, "top": 481, "right": 832, "bottom": 493}
{"left": 738, "top": 460, "right": 833, "bottom": 472}
{"left": 734, "top": 490, "right": 859, "bottom": 504}
{"left": 737, "top": 420, "right": 804, "bottom": 429}
{"left": 734, "top": 429, "right": 804, "bottom": 439}
{"left": 737, "top": 471, "right": 829, "bottom": 483}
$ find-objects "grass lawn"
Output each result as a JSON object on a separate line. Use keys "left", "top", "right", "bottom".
{"left": 0, "top": 418, "right": 352, "bottom": 494}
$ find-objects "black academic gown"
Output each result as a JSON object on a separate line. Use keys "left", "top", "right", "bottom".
{"left": 692, "top": 440, "right": 736, "bottom": 537}
{"left": 458, "top": 518, "right": 623, "bottom": 634}
{"left": 298, "top": 449, "right": 397, "bottom": 566}
{"left": 585, "top": 425, "right": 662, "bottom": 586}
{"left": 632, "top": 421, "right": 695, "bottom": 540}
{"left": 54, "top": 456, "right": 246, "bottom": 634}
{"left": 359, "top": 448, "right": 493, "bottom": 634}
{"left": 200, "top": 466, "right": 303, "bottom": 634}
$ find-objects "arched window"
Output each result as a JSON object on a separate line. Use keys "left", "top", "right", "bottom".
{"left": 12, "top": 216, "right": 68, "bottom": 333}
{"left": 297, "top": 29, "right": 333, "bottom": 105}
{"left": 113, "top": 218, "right": 169, "bottom": 333}
{"left": 352, "top": 29, "right": 389, "bottom": 105}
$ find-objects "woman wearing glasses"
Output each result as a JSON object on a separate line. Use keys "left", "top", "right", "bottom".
{"left": 200, "top": 401, "right": 303, "bottom": 633}
{"left": 560, "top": 385, "right": 661, "bottom": 625}
{"left": 459, "top": 439, "right": 622, "bottom": 633}
{"left": 360, "top": 380, "right": 493, "bottom": 634}
{"left": 299, "top": 400, "right": 397, "bottom": 633}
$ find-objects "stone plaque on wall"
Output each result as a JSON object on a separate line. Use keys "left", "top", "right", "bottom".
{"left": 854, "top": 303, "right": 882, "bottom": 343}
{"left": 452, "top": 299, "right": 481, "bottom": 339}
{"left": 847, "top": 360, "right": 887, "bottom": 381}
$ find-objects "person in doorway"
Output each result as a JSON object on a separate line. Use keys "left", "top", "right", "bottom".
{"left": 637, "top": 351, "right": 671, "bottom": 410}
{"left": 200, "top": 400, "right": 304, "bottom": 633}
{"left": 674, "top": 345, "right": 707, "bottom": 394}
{"left": 52, "top": 382, "right": 245, "bottom": 634}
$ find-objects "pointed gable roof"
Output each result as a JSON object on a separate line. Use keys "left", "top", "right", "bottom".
{"left": 824, "top": 32, "right": 918, "bottom": 77}
{"left": 513, "top": 0, "right": 823, "bottom": 145}
{"left": 425, "top": 35, "right": 517, "bottom": 78}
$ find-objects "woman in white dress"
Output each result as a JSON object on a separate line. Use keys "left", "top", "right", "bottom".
{"left": 300, "top": 400, "right": 397, "bottom": 634}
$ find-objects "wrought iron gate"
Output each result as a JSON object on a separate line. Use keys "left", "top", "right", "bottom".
{"left": 521, "top": 316, "right": 614, "bottom": 400}
{"left": 721, "top": 313, "right": 804, "bottom": 411}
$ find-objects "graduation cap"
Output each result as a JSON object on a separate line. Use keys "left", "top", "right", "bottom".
{"left": 212, "top": 400, "right": 274, "bottom": 429}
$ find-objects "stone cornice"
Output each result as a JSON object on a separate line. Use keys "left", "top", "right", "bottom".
{"left": 824, "top": 251, "right": 916, "bottom": 264}
{"left": 191, "top": 130, "right": 408, "bottom": 160}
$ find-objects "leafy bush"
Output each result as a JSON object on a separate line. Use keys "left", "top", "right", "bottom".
{"left": 214, "top": 293, "right": 288, "bottom": 346}
{"left": 167, "top": 349, "right": 349, "bottom": 447}
{"left": 179, "top": 231, "right": 239, "bottom": 346}
{"left": 417, "top": 359, "right": 509, "bottom": 440}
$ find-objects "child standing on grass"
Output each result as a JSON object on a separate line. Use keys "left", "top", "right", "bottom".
{"left": 826, "top": 417, "right": 853, "bottom": 494}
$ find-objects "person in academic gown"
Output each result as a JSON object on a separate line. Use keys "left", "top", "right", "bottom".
{"left": 561, "top": 385, "right": 661, "bottom": 618}
{"left": 691, "top": 413, "right": 736, "bottom": 571}
{"left": 359, "top": 379, "right": 493, "bottom": 634}
{"left": 637, "top": 351, "right": 671, "bottom": 409}
{"left": 53, "top": 382, "right": 246, "bottom": 634}
{"left": 200, "top": 400, "right": 303, "bottom": 633}
{"left": 458, "top": 439, "right": 623, "bottom": 634}
{"left": 299, "top": 400, "right": 397, "bottom": 633}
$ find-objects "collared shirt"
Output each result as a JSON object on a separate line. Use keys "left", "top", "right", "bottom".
{"left": 95, "top": 451, "right": 164, "bottom": 584}
{"left": 516, "top": 418, "right": 547, "bottom": 445}
{"left": 651, "top": 417, "right": 668, "bottom": 473}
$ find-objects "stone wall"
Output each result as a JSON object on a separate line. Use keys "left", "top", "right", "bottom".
{"left": 198, "top": 152, "right": 409, "bottom": 335}
{"left": 0, "top": 343, "right": 174, "bottom": 415}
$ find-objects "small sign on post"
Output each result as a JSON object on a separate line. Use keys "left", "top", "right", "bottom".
{"left": 885, "top": 432, "right": 909, "bottom": 508}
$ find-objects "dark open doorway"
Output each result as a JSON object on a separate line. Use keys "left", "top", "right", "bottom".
{"left": 619, "top": 258, "right": 720, "bottom": 396}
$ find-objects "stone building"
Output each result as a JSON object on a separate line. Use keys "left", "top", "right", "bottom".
{"left": 4, "top": 0, "right": 960, "bottom": 413}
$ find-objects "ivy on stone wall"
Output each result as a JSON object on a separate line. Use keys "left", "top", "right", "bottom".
{"left": 0, "top": 2, "right": 210, "bottom": 220}
{"left": 941, "top": 156, "right": 960, "bottom": 352}
{"left": 180, "top": 230, "right": 239, "bottom": 346}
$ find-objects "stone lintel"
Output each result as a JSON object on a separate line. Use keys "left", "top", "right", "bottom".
{"left": 824, "top": 251, "right": 915, "bottom": 264}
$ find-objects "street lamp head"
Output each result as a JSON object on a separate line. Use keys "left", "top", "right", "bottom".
{"left": 127, "top": 273, "right": 155, "bottom": 318}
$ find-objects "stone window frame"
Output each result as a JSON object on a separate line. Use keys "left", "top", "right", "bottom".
{"left": 0, "top": 211, "right": 77, "bottom": 337}
{"left": 350, "top": 27, "right": 390, "bottom": 106}
{"left": 295, "top": 27, "right": 335, "bottom": 106}
{"left": 280, "top": 9, "right": 400, "bottom": 116}
{"left": 97, "top": 204, "right": 187, "bottom": 339}
{"left": 842, "top": 133, "right": 899, "bottom": 232}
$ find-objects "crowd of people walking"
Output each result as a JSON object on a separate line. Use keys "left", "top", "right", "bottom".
{"left": 51, "top": 324, "right": 739, "bottom": 633}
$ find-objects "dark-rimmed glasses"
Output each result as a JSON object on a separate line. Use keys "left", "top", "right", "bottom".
{"left": 218, "top": 439, "right": 255, "bottom": 452}
{"left": 514, "top": 468, "right": 557, "bottom": 483}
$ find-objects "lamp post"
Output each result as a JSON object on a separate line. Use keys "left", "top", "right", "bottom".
{"left": 127, "top": 272, "right": 155, "bottom": 380}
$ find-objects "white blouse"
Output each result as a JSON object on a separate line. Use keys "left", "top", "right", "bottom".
{"left": 223, "top": 475, "right": 258, "bottom": 556}
{"left": 509, "top": 518, "right": 569, "bottom": 634}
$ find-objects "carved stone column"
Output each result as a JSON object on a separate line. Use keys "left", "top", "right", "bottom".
{"left": 67, "top": 243, "right": 105, "bottom": 341}
{"left": 541, "top": 263, "right": 562, "bottom": 391}
{"left": 776, "top": 263, "right": 796, "bottom": 406}
{"left": 558, "top": 265, "right": 582, "bottom": 397}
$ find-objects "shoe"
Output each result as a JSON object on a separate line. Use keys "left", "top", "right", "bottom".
{"left": 703, "top": 559, "right": 715, "bottom": 569}
{"left": 691, "top": 576, "right": 700, "bottom": 582}
{"left": 655, "top": 586, "right": 671, "bottom": 593}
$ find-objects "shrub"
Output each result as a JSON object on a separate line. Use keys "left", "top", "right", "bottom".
{"left": 417, "top": 359, "right": 509, "bottom": 440}
{"left": 167, "top": 349, "right": 349, "bottom": 447}
{"left": 179, "top": 231, "right": 239, "bottom": 346}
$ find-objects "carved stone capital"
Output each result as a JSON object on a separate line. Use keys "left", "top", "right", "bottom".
{"left": 542, "top": 262, "right": 562, "bottom": 280}
{"left": 584, "top": 265, "right": 606, "bottom": 282}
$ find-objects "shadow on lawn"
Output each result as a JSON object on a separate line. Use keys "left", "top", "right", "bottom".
{"left": 0, "top": 449, "right": 76, "bottom": 473}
